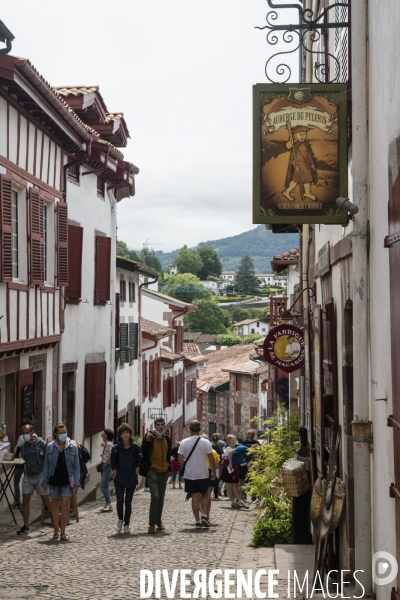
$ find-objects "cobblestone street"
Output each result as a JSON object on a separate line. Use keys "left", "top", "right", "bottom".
{"left": 0, "top": 486, "right": 277, "bottom": 600}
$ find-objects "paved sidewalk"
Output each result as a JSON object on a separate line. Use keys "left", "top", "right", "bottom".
{"left": 0, "top": 486, "right": 258, "bottom": 600}
{"left": 2, "top": 484, "right": 351, "bottom": 600}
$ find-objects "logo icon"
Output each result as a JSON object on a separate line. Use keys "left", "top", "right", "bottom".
{"left": 372, "top": 551, "right": 398, "bottom": 586}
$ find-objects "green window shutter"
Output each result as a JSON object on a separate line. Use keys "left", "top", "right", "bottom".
{"left": 132, "top": 282, "right": 136, "bottom": 302}
{"left": 120, "top": 279, "right": 127, "bottom": 302}
{"left": 129, "top": 322, "right": 139, "bottom": 360}
{"left": 120, "top": 323, "right": 129, "bottom": 363}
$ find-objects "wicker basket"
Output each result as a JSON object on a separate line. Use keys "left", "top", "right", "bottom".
{"left": 281, "top": 458, "right": 311, "bottom": 497}
{"left": 311, "top": 476, "right": 326, "bottom": 527}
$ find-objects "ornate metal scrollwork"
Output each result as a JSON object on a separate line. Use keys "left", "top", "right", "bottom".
{"left": 256, "top": 1, "right": 350, "bottom": 84}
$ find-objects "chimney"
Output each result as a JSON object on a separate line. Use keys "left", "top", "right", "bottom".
{"left": 216, "top": 345, "right": 221, "bottom": 351}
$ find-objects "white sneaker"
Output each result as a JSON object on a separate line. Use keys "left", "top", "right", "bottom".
{"left": 116, "top": 519, "right": 123, "bottom": 532}
{"left": 238, "top": 500, "right": 250, "bottom": 509}
{"left": 123, "top": 524, "right": 130, "bottom": 534}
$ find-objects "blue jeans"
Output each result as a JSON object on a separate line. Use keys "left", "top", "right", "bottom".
{"left": 14, "top": 467, "right": 23, "bottom": 503}
{"left": 114, "top": 483, "right": 135, "bottom": 525}
{"left": 100, "top": 465, "right": 112, "bottom": 504}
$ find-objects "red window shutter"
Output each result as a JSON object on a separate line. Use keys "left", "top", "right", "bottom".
{"left": 142, "top": 360, "right": 147, "bottom": 400}
{"left": 57, "top": 202, "right": 68, "bottom": 286}
{"left": 235, "top": 403, "right": 242, "bottom": 426}
{"left": 85, "top": 362, "right": 106, "bottom": 437}
{"left": 149, "top": 359, "right": 154, "bottom": 399}
{"left": 66, "top": 225, "right": 83, "bottom": 299}
{"left": 250, "top": 406, "right": 258, "bottom": 421}
{"left": 115, "top": 293, "right": 120, "bottom": 348}
{"left": 163, "top": 378, "right": 169, "bottom": 409}
{"left": 158, "top": 357, "right": 162, "bottom": 394}
{"left": 29, "top": 188, "right": 43, "bottom": 285}
{"left": 0, "top": 176, "right": 12, "bottom": 282}
{"left": 145, "top": 360, "right": 149, "bottom": 398}
{"left": 95, "top": 236, "right": 111, "bottom": 302}
{"left": 169, "top": 376, "right": 175, "bottom": 407}
{"left": 153, "top": 359, "right": 157, "bottom": 398}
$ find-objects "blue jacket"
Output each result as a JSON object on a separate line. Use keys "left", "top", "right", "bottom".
{"left": 42, "top": 439, "right": 80, "bottom": 488}
{"left": 111, "top": 439, "right": 142, "bottom": 488}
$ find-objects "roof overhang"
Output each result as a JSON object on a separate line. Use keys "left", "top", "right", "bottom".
{"left": 0, "top": 56, "right": 93, "bottom": 152}
{"left": 270, "top": 260, "right": 298, "bottom": 274}
{"left": 116, "top": 256, "right": 158, "bottom": 278}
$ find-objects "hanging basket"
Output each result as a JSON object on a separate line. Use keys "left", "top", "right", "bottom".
{"left": 311, "top": 476, "right": 326, "bottom": 527}
{"left": 281, "top": 457, "right": 311, "bottom": 497}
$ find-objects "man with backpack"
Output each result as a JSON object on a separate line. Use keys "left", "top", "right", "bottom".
{"left": 141, "top": 418, "right": 172, "bottom": 534}
{"left": 178, "top": 420, "right": 215, "bottom": 529}
{"left": 16, "top": 423, "right": 52, "bottom": 535}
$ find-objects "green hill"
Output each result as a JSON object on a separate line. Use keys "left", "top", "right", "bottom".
{"left": 155, "top": 226, "right": 299, "bottom": 273}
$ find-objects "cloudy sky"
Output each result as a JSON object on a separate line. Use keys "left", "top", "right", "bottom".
{"left": 2, "top": 0, "right": 297, "bottom": 252}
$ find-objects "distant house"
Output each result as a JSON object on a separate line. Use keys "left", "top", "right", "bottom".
{"left": 232, "top": 319, "right": 269, "bottom": 336}
{"left": 221, "top": 271, "right": 236, "bottom": 281}
{"left": 169, "top": 265, "right": 178, "bottom": 275}
{"left": 193, "top": 344, "right": 268, "bottom": 440}
{"left": 255, "top": 273, "right": 275, "bottom": 285}
{"left": 200, "top": 280, "right": 227, "bottom": 293}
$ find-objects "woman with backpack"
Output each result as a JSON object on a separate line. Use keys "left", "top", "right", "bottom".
{"left": 111, "top": 423, "right": 142, "bottom": 534}
{"left": 100, "top": 428, "right": 114, "bottom": 512}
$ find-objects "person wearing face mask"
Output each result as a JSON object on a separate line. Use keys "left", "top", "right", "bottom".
{"left": 16, "top": 423, "right": 52, "bottom": 535}
{"left": 42, "top": 423, "right": 80, "bottom": 541}
{"left": 140, "top": 418, "right": 172, "bottom": 534}
{"left": 111, "top": 423, "right": 142, "bottom": 534}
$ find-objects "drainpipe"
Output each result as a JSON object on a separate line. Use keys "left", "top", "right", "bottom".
{"left": 351, "top": 0, "right": 372, "bottom": 595}
{"left": 301, "top": 0, "right": 312, "bottom": 313}
{"left": 108, "top": 189, "right": 117, "bottom": 429}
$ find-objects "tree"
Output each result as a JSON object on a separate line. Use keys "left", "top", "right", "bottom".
{"left": 197, "top": 246, "right": 222, "bottom": 280}
{"left": 140, "top": 247, "right": 162, "bottom": 273}
{"left": 230, "top": 307, "right": 251, "bottom": 323}
{"left": 116, "top": 240, "right": 140, "bottom": 262}
{"left": 236, "top": 254, "right": 258, "bottom": 293}
{"left": 243, "top": 334, "right": 265, "bottom": 344}
{"left": 161, "top": 273, "right": 207, "bottom": 303}
{"left": 216, "top": 334, "right": 243, "bottom": 347}
{"left": 116, "top": 240, "right": 130, "bottom": 258}
{"left": 175, "top": 245, "right": 203, "bottom": 276}
{"left": 185, "top": 297, "right": 229, "bottom": 334}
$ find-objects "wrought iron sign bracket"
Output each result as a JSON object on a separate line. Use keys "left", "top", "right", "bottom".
{"left": 256, "top": 1, "right": 350, "bottom": 83}
{"left": 280, "top": 286, "right": 315, "bottom": 320}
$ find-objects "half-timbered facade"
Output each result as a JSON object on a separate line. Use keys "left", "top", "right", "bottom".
{"left": 0, "top": 55, "right": 92, "bottom": 450}
{"left": 0, "top": 55, "right": 138, "bottom": 482}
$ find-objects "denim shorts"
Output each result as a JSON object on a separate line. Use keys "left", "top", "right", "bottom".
{"left": 49, "top": 484, "right": 73, "bottom": 499}
{"left": 22, "top": 473, "right": 47, "bottom": 496}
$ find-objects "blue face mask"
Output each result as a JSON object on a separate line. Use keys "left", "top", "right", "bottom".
{"left": 58, "top": 433, "right": 67, "bottom": 443}
{"left": 23, "top": 433, "right": 31, "bottom": 442}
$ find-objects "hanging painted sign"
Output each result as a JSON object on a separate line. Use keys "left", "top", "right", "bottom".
{"left": 253, "top": 83, "right": 348, "bottom": 225}
{"left": 263, "top": 324, "right": 305, "bottom": 373}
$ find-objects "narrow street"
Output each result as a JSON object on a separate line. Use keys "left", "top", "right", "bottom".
{"left": 0, "top": 488, "right": 283, "bottom": 600}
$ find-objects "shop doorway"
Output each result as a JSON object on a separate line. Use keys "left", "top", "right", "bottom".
{"left": 33, "top": 371, "right": 45, "bottom": 439}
